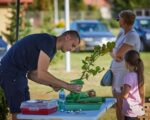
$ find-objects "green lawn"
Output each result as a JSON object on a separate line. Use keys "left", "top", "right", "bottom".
{"left": 28, "top": 51, "right": 150, "bottom": 120}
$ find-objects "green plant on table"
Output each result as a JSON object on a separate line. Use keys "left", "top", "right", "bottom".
{"left": 71, "top": 41, "right": 115, "bottom": 85}
{"left": 67, "top": 42, "right": 115, "bottom": 103}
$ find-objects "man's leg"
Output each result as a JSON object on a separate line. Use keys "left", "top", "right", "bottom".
{"left": 12, "top": 113, "right": 19, "bottom": 120}
{"left": 2, "top": 74, "right": 30, "bottom": 120}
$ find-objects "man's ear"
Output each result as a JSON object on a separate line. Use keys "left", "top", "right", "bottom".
{"left": 65, "top": 34, "right": 71, "bottom": 41}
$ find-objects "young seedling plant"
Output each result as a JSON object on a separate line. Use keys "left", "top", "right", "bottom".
{"left": 71, "top": 41, "right": 115, "bottom": 85}
{"left": 66, "top": 42, "right": 115, "bottom": 103}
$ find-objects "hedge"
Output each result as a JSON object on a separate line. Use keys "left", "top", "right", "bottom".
{"left": 0, "top": 87, "right": 8, "bottom": 120}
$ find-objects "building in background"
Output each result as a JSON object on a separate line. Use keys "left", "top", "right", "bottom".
{"left": 134, "top": 9, "right": 150, "bottom": 16}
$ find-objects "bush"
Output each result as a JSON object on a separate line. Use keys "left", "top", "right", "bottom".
{"left": 100, "top": 19, "right": 119, "bottom": 29}
{"left": 109, "top": 20, "right": 119, "bottom": 28}
{"left": 0, "top": 87, "right": 8, "bottom": 120}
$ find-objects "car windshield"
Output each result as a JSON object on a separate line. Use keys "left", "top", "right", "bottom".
{"left": 139, "top": 19, "right": 150, "bottom": 29}
{"left": 77, "top": 23, "right": 108, "bottom": 32}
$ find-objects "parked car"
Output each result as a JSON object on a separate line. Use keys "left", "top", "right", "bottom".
{"left": 0, "top": 36, "right": 8, "bottom": 60}
{"left": 134, "top": 16, "right": 150, "bottom": 51}
{"left": 70, "top": 20, "right": 115, "bottom": 51}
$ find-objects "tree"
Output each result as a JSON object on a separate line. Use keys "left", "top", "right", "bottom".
{"left": 2, "top": 4, "right": 31, "bottom": 45}
{"left": 111, "top": 0, "right": 150, "bottom": 17}
{"left": 129, "top": 0, "right": 150, "bottom": 9}
{"left": 0, "top": 87, "right": 8, "bottom": 120}
{"left": 111, "top": 0, "right": 132, "bottom": 17}
{"left": 2, "top": 4, "right": 17, "bottom": 45}
{"left": 30, "top": 0, "right": 53, "bottom": 11}
{"left": 70, "top": 0, "right": 86, "bottom": 11}
{"left": 57, "top": 0, "right": 86, "bottom": 11}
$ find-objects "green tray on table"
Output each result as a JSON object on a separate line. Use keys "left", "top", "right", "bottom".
{"left": 65, "top": 102, "right": 103, "bottom": 111}
{"left": 65, "top": 96, "right": 105, "bottom": 111}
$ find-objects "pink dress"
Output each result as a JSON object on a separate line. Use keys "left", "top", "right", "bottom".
{"left": 122, "top": 72, "right": 145, "bottom": 117}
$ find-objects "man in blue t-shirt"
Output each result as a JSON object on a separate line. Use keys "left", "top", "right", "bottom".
{"left": 0, "top": 30, "right": 82, "bottom": 120}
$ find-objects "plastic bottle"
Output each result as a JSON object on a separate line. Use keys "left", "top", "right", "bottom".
{"left": 58, "top": 88, "right": 66, "bottom": 112}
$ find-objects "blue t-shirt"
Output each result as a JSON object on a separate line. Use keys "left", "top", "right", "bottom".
{"left": 1, "top": 33, "right": 57, "bottom": 72}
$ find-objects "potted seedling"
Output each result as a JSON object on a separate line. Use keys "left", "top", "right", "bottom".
{"left": 71, "top": 42, "right": 115, "bottom": 85}
{"left": 66, "top": 42, "right": 115, "bottom": 104}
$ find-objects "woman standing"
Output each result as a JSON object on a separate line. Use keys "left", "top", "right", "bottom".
{"left": 110, "top": 10, "right": 141, "bottom": 120}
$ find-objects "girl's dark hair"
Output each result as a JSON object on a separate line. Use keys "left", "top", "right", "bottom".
{"left": 124, "top": 50, "right": 144, "bottom": 101}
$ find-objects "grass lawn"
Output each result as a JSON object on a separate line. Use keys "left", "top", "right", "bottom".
{"left": 27, "top": 51, "right": 150, "bottom": 120}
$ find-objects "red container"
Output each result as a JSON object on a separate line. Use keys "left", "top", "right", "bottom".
{"left": 20, "top": 100, "right": 58, "bottom": 115}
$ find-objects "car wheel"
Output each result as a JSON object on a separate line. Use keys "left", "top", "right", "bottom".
{"left": 140, "top": 41, "right": 145, "bottom": 51}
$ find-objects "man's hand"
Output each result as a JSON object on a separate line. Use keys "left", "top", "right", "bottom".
{"left": 49, "top": 85, "right": 61, "bottom": 92}
{"left": 67, "top": 84, "right": 82, "bottom": 93}
{"left": 52, "top": 86, "right": 61, "bottom": 92}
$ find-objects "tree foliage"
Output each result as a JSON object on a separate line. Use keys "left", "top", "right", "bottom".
{"left": 80, "top": 42, "right": 115, "bottom": 80}
{"left": 71, "top": 42, "right": 115, "bottom": 85}
{"left": 111, "top": 0, "right": 150, "bottom": 17}
{"left": 70, "top": 0, "right": 86, "bottom": 11}
{"left": 0, "top": 87, "right": 8, "bottom": 120}
{"left": 2, "top": 4, "right": 31, "bottom": 45}
{"left": 30, "top": 0, "right": 53, "bottom": 11}
{"left": 111, "top": 0, "right": 132, "bottom": 17}
{"left": 56, "top": 0, "right": 86, "bottom": 11}
{"left": 129, "top": 0, "right": 150, "bottom": 9}
{"left": 2, "top": 4, "right": 17, "bottom": 45}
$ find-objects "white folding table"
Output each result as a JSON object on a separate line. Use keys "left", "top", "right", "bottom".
{"left": 17, "top": 98, "right": 116, "bottom": 120}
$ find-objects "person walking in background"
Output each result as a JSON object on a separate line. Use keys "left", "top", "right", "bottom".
{"left": 110, "top": 10, "right": 141, "bottom": 120}
{"left": 0, "top": 30, "right": 82, "bottom": 120}
{"left": 121, "top": 50, "right": 145, "bottom": 120}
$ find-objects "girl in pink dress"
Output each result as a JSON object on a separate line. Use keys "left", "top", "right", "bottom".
{"left": 121, "top": 50, "right": 145, "bottom": 120}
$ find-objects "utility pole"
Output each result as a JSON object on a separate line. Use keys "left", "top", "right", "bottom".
{"left": 16, "top": 0, "right": 20, "bottom": 40}
{"left": 64, "top": 0, "right": 71, "bottom": 72}
{"left": 54, "top": 0, "right": 58, "bottom": 24}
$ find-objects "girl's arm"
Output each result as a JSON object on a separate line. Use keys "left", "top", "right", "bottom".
{"left": 121, "top": 84, "right": 131, "bottom": 99}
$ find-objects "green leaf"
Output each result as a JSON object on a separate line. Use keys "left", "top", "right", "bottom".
{"left": 85, "top": 74, "right": 89, "bottom": 80}
{"left": 82, "top": 64, "right": 88, "bottom": 70}
{"left": 80, "top": 41, "right": 115, "bottom": 81}
{"left": 95, "top": 66, "right": 100, "bottom": 71}
{"left": 82, "top": 60, "right": 87, "bottom": 64}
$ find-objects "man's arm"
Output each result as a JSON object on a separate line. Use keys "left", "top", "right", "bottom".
{"left": 27, "top": 70, "right": 62, "bottom": 92}
{"left": 27, "top": 50, "right": 82, "bottom": 92}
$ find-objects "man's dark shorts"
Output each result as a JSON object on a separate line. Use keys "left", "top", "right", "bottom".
{"left": 0, "top": 64, "right": 30, "bottom": 113}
